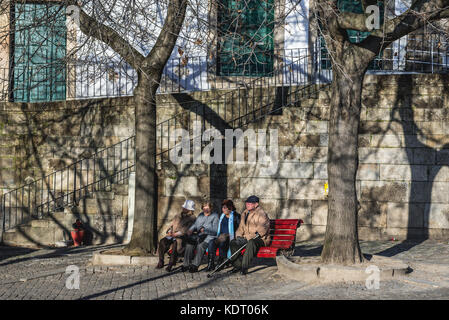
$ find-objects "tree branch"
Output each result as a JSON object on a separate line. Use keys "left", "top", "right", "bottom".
{"left": 337, "top": 12, "right": 373, "bottom": 31}
{"left": 145, "top": 0, "right": 188, "bottom": 74}
{"left": 75, "top": 5, "right": 145, "bottom": 69}
{"left": 337, "top": 0, "right": 449, "bottom": 35}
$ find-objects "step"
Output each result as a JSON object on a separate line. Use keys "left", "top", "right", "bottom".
{"left": 111, "top": 183, "right": 129, "bottom": 195}
{"left": 4, "top": 218, "right": 32, "bottom": 231}
{"left": 65, "top": 196, "right": 127, "bottom": 216}
{"left": 29, "top": 217, "right": 70, "bottom": 229}
{"left": 65, "top": 203, "right": 97, "bottom": 215}
{"left": 1, "top": 238, "right": 42, "bottom": 249}
{"left": 92, "top": 191, "right": 115, "bottom": 200}
{"left": 52, "top": 211, "right": 68, "bottom": 220}
{"left": 2, "top": 216, "right": 125, "bottom": 248}
{"left": 3, "top": 211, "right": 72, "bottom": 234}
{"left": 2, "top": 225, "right": 67, "bottom": 247}
{"left": 31, "top": 219, "right": 55, "bottom": 228}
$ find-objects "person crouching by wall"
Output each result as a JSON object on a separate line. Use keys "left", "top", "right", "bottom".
{"left": 181, "top": 201, "right": 219, "bottom": 273}
{"left": 207, "top": 199, "right": 241, "bottom": 271}
{"left": 156, "top": 199, "right": 196, "bottom": 272}
{"left": 228, "top": 195, "right": 270, "bottom": 275}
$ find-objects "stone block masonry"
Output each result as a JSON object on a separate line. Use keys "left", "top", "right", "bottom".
{"left": 156, "top": 74, "right": 449, "bottom": 242}
{"left": 3, "top": 74, "right": 449, "bottom": 244}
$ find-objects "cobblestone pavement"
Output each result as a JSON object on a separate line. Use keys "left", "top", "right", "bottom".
{"left": 0, "top": 240, "right": 449, "bottom": 300}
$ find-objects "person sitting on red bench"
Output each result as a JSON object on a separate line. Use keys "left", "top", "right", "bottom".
{"left": 156, "top": 200, "right": 196, "bottom": 272}
{"left": 228, "top": 195, "right": 271, "bottom": 275}
{"left": 181, "top": 201, "right": 219, "bottom": 273}
{"left": 207, "top": 199, "right": 241, "bottom": 271}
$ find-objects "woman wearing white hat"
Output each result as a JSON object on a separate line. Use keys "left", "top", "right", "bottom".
{"left": 156, "top": 199, "right": 196, "bottom": 272}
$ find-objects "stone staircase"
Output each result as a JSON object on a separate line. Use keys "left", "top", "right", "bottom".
{"left": 2, "top": 184, "right": 130, "bottom": 248}
{"left": 1, "top": 55, "right": 329, "bottom": 248}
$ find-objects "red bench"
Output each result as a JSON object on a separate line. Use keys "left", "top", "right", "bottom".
{"left": 242, "top": 219, "right": 302, "bottom": 258}
{"left": 171, "top": 218, "right": 302, "bottom": 259}
{"left": 207, "top": 218, "right": 302, "bottom": 258}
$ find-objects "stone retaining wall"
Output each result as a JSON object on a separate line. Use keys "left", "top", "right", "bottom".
{"left": 157, "top": 74, "right": 449, "bottom": 241}
{"left": 2, "top": 73, "right": 449, "bottom": 243}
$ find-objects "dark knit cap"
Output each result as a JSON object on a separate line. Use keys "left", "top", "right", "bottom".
{"left": 245, "top": 195, "right": 259, "bottom": 203}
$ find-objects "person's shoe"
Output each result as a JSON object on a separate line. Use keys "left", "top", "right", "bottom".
{"left": 189, "top": 265, "right": 198, "bottom": 273}
{"left": 156, "top": 260, "right": 164, "bottom": 269}
{"left": 212, "top": 258, "right": 227, "bottom": 272}
{"left": 240, "top": 268, "right": 248, "bottom": 275}
{"left": 180, "top": 265, "right": 189, "bottom": 272}
{"left": 216, "top": 257, "right": 225, "bottom": 267}
{"left": 227, "top": 266, "right": 241, "bottom": 274}
{"left": 205, "top": 257, "right": 215, "bottom": 272}
{"left": 165, "top": 264, "right": 174, "bottom": 272}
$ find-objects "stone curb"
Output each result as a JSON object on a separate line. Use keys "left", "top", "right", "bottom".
{"left": 276, "top": 255, "right": 411, "bottom": 283}
{"left": 92, "top": 251, "right": 159, "bottom": 266}
{"left": 408, "top": 261, "right": 449, "bottom": 274}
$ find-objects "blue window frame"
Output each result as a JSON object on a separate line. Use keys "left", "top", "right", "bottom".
{"left": 12, "top": 2, "right": 67, "bottom": 102}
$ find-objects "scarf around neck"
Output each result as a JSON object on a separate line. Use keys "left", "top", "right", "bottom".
{"left": 216, "top": 211, "right": 235, "bottom": 258}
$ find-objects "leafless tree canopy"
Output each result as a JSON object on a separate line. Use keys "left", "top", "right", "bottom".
{"left": 0, "top": 0, "right": 309, "bottom": 95}
{"left": 313, "top": 0, "right": 449, "bottom": 76}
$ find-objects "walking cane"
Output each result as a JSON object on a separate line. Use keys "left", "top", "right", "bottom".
{"left": 207, "top": 232, "right": 261, "bottom": 278}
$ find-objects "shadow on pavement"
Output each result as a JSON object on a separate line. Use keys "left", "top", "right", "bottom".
{"left": 80, "top": 269, "right": 182, "bottom": 300}
{"left": 0, "top": 244, "right": 122, "bottom": 267}
{"left": 0, "top": 246, "right": 38, "bottom": 263}
{"left": 372, "top": 240, "right": 427, "bottom": 257}
{"left": 290, "top": 240, "right": 429, "bottom": 261}
{"left": 292, "top": 243, "right": 323, "bottom": 257}
{"left": 79, "top": 257, "right": 275, "bottom": 300}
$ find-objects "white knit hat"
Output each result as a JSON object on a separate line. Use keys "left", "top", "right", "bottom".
{"left": 182, "top": 199, "right": 195, "bottom": 211}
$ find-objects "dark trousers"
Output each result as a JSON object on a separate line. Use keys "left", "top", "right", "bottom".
{"left": 229, "top": 237, "right": 264, "bottom": 269}
{"left": 208, "top": 233, "right": 230, "bottom": 258}
{"left": 183, "top": 240, "right": 209, "bottom": 267}
{"left": 158, "top": 236, "right": 185, "bottom": 265}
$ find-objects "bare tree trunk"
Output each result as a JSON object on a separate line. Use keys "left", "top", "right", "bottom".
{"left": 321, "top": 50, "right": 367, "bottom": 264}
{"left": 122, "top": 0, "right": 188, "bottom": 255}
{"left": 123, "top": 77, "right": 159, "bottom": 255}
{"left": 314, "top": 0, "right": 449, "bottom": 265}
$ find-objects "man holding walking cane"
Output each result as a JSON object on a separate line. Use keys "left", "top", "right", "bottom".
{"left": 228, "top": 195, "right": 271, "bottom": 275}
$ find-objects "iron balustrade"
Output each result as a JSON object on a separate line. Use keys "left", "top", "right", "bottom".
{"left": 0, "top": 48, "right": 309, "bottom": 101}
{"left": 0, "top": 136, "right": 135, "bottom": 240}
{"left": 0, "top": 53, "right": 316, "bottom": 239}
{"left": 1, "top": 33, "right": 448, "bottom": 102}
{"left": 316, "top": 33, "right": 449, "bottom": 77}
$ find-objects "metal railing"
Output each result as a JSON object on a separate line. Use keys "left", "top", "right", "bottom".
{"left": 0, "top": 48, "right": 309, "bottom": 102}
{"left": 376, "top": 33, "right": 449, "bottom": 73}
{"left": 1, "top": 33, "right": 448, "bottom": 102}
{"left": 316, "top": 33, "right": 449, "bottom": 82}
{"left": 2, "top": 33, "right": 449, "bottom": 238}
{"left": 159, "top": 48, "right": 310, "bottom": 93}
{"left": 155, "top": 53, "right": 315, "bottom": 162}
{"left": 0, "top": 136, "right": 135, "bottom": 240}
{"left": 0, "top": 53, "right": 315, "bottom": 238}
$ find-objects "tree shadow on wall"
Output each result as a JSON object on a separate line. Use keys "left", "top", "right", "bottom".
{"left": 374, "top": 74, "right": 449, "bottom": 257}
{"left": 158, "top": 85, "right": 298, "bottom": 231}
{"left": 1, "top": 98, "right": 133, "bottom": 248}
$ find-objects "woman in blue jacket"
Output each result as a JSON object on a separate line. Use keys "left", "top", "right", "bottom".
{"left": 206, "top": 199, "right": 240, "bottom": 271}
